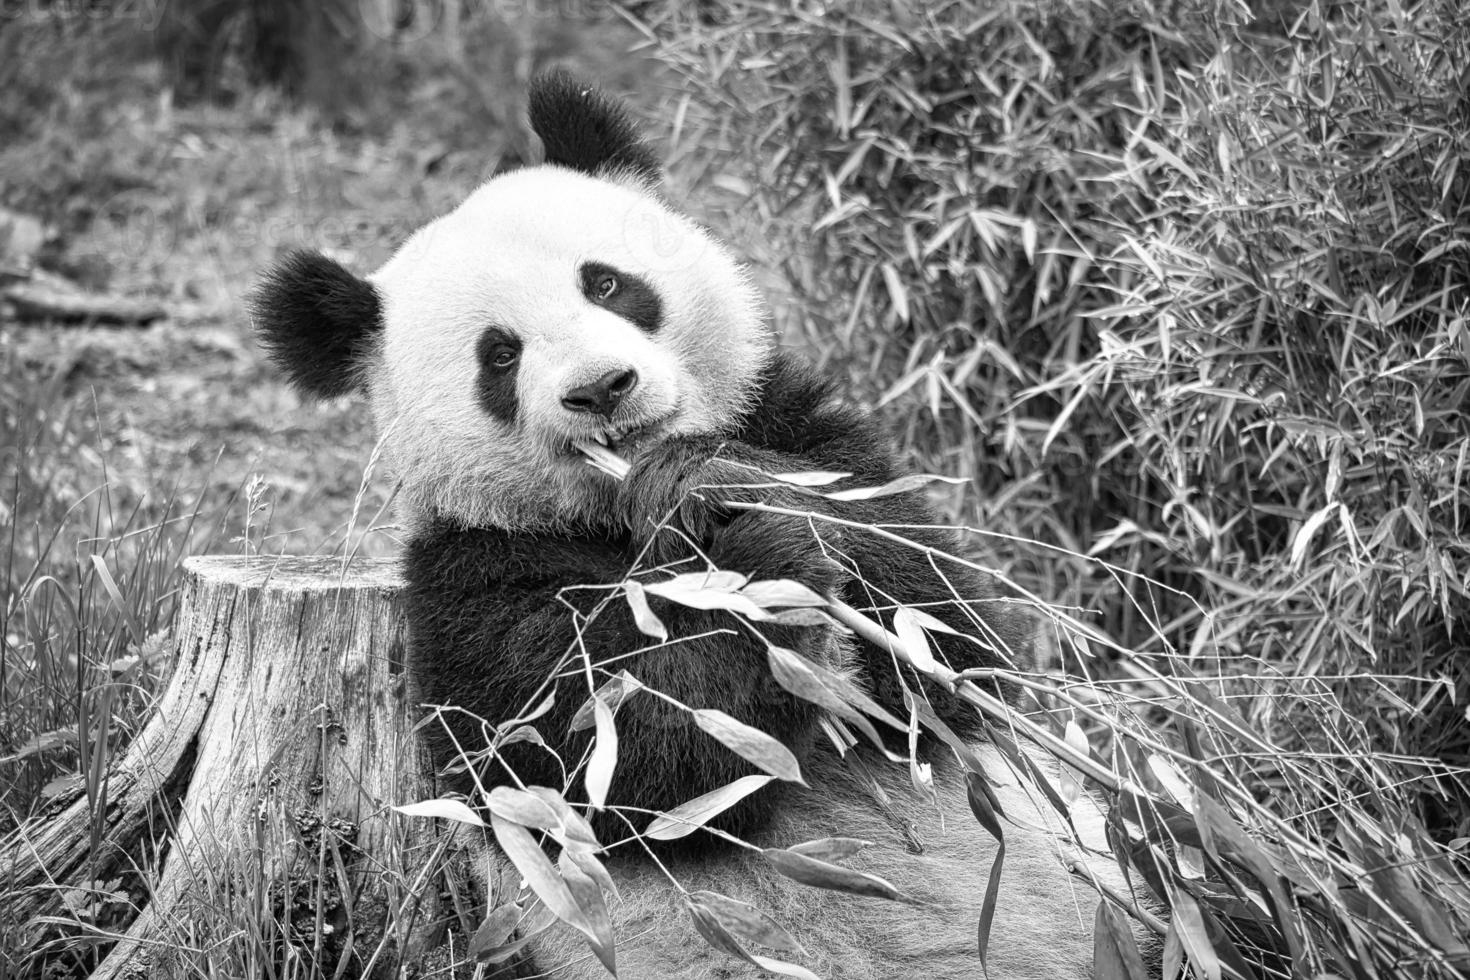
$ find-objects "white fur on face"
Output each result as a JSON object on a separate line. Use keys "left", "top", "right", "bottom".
{"left": 365, "top": 166, "right": 771, "bottom": 531}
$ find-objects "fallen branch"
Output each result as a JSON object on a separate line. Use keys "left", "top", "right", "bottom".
{"left": 4, "top": 273, "right": 166, "bottom": 326}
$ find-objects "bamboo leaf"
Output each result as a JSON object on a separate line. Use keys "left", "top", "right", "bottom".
{"left": 646, "top": 774, "right": 774, "bottom": 840}
{"left": 688, "top": 901, "right": 748, "bottom": 958}
{"left": 585, "top": 696, "right": 617, "bottom": 810}
{"left": 472, "top": 900, "right": 558, "bottom": 965}
{"left": 624, "top": 580, "right": 667, "bottom": 640}
{"left": 1060, "top": 720, "right": 1090, "bottom": 805}
{"left": 559, "top": 848, "right": 616, "bottom": 974}
{"left": 1290, "top": 503, "right": 1337, "bottom": 568}
{"left": 484, "top": 786, "right": 560, "bottom": 830}
{"left": 762, "top": 848, "right": 914, "bottom": 903}
{"left": 1170, "top": 890, "right": 1222, "bottom": 980}
{"left": 687, "top": 902, "right": 821, "bottom": 980}
{"left": 393, "top": 798, "right": 484, "bottom": 827}
{"left": 1041, "top": 381, "right": 1091, "bottom": 456}
{"left": 892, "top": 606, "right": 937, "bottom": 674}
{"left": 645, "top": 572, "right": 770, "bottom": 619}
{"left": 766, "top": 645, "right": 892, "bottom": 750}
{"left": 965, "top": 771, "right": 1006, "bottom": 974}
{"left": 763, "top": 607, "right": 836, "bottom": 627}
{"left": 689, "top": 890, "right": 805, "bottom": 953}
{"left": 740, "top": 579, "right": 829, "bottom": 609}
{"left": 693, "top": 709, "right": 804, "bottom": 783}
{"left": 470, "top": 902, "right": 522, "bottom": 962}
{"left": 565, "top": 847, "right": 620, "bottom": 903}
{"left": 824, "top": 472, "right": 967, "bottom": 501}
{"left": 879, "top": 262, "right": 909, "bottom": 321}
{"left": 964, "top": 771, "right": 1004, "bottom": 840}
{"left": 569, "top": 671, "right": 641, "bottom": 732}
{"left": 475, "top": 930, "right": 540, "bottom": 967}
{"left": 768, "top": 469, "right": 852, "bottom": 486}
{"left": 1148, "top": 755, "right": 1195, "bottom": 813}
{"left": 497, "top": 725, "right": 545, "bottom": 749}
{"left": 767, "top": 645, "right": 905, "bottom": 732}
{"left": 903, "top": 608, "right": 960, "bottom": 634}
{"left": 1370, "top": 860, "right": 1469, "bottom": 956}
{"left": 527, "top": 787, "right": 600, "bottom": 850}
{"left": 1093, "top": 902, "right": 1150, "bottom": 980}
{"left": 490, "top": 814, "right": 593, "bottom": 942}
{"left": 748, "top": 953, "right": 823, "bottom": 980}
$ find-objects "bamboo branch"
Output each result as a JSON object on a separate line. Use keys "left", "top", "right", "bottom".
{"left": 575, "top": 443, "right": 1145, "bottom": 797}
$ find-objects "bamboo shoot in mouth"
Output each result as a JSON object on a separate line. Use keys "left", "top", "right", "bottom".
{"left": 575, "top": 439, "right": 631, "bottom": 480}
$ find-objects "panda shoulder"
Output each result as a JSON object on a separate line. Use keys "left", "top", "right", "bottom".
{"left": 739, "top": 352, "right": 894, "bottom": 466}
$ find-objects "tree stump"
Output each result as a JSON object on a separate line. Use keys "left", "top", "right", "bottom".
{"left": 2, "top": 556, "right": 444, "bottom": 979}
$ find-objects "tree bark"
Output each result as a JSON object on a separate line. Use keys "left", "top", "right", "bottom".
{"left": 2, "top": 556, "right": 443, "bottom": 979}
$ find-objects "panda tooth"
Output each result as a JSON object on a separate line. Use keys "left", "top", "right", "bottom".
{"left": 593, "top": 432, "right": 609, "bottom": 446}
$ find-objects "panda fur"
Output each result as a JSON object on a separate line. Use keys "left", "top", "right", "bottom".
{"left": 253, "top": 70, "right": 1143, "bottom": 979}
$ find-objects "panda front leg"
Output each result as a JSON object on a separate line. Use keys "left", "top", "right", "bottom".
{"left": 407, "top": 492, "right": 846, "bottom": 843}
{"left": 596, "top": 434, "right": 860, "bottom": 832}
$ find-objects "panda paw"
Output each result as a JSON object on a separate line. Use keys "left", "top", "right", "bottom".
{"left": 616, "top": 436, "right": 835, "bottom": 580}
{"left": 615, "top": 436, "right": 746, "bottom": 553}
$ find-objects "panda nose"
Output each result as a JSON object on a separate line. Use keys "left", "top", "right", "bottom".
{"left": 562, "top": 369, "right": 639, "bottom": 417}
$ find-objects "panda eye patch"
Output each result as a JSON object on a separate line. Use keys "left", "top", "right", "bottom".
{"left": 479, "top": 337, "right": 520, "bottom": 371}
{"left": 475, "top": 327, "right": 521, "bottom": 425}
{"left": 579, "top": 261, "right": 663, "bottom": 333}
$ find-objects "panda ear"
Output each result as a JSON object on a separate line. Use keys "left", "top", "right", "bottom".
{"left": 528, "top": 68, "right": 661, "bottom": 183}
{"left": 251, "top": 250, "right": 383, "bottom": 399}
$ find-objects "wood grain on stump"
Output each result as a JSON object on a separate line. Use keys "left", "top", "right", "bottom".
{"left": 2, "top": 555, "right": 443, "bottom": 979}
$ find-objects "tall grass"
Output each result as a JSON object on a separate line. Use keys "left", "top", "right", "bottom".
{"left": 0, "top": 350, "right": 221, "bottom": 822}
{"left": 0, "top": 341, "right": 233, "bottom": 974}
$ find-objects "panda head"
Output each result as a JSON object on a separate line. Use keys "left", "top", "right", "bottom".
{"left": 252, "top": 70, "right": 771, "bottom": 532}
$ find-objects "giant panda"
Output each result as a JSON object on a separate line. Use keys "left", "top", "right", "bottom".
{"left": 252, "top": 70, "right": 1141, "bottom": 980}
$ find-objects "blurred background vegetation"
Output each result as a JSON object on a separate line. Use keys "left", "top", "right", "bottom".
{"left": 3, "top": 0, "right": 1469, "bottom": 977}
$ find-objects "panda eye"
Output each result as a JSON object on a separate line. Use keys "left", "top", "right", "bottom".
{"left": 592, "top": 273, "right": 620, "bottom": 302}
{"left": 489, "top": 347, "right": 517, "bottom": 368}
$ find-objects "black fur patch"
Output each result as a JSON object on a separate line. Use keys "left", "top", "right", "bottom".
{"left": 580, "top": 261, "right": 663, "bottom": 333}
{"left": 406, "top": 517, "right": 830, "bottom": 846}
{"left": 251, "top": 250, "right": 382, "bottom": 399}
{"left": 528, "top": 69, "right": 661, "bottom": 182}
{"left": 475, "top": 327, "right": 521, "bottom": 425}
